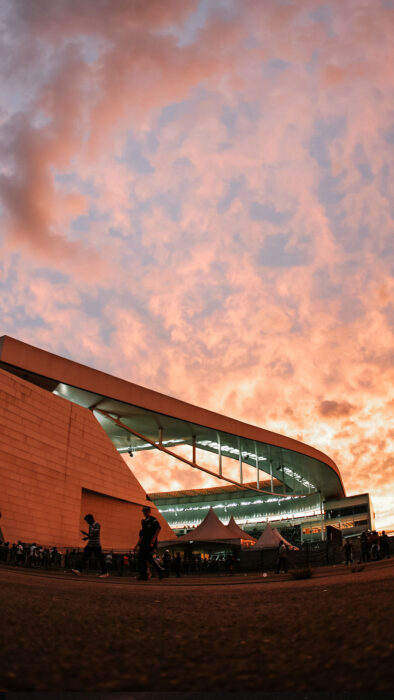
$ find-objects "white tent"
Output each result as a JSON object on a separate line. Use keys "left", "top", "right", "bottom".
{"left": 226, "top": 516, "right": 257, "bottom": 544}
{"left": 251, "top": 522, "right": 299, "bottom": 550}
{"left": 176, "top": 507, "right": 237, "bottom": 542}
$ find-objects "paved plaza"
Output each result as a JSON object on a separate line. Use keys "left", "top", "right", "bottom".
{"left": 0, "top": 560, "right": 393, "bottom": 692}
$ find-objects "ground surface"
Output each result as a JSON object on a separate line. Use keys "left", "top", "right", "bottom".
{"left": 0, "top": 560, "right": 393, "bottom": 692}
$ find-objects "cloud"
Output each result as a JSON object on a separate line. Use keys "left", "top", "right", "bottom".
{"left": 0, "top": 0, "right": 241, "bottom": 272}
{"left": 259, "top": 233, "right": 310, "bottom": 268}
{"left": 0, "top": 47, "right": 107, "bottom": 278}
{"left": 321, "top": 65, "right": 347, "bottom": 87}
{"left": 1, "top": 0, "right": 394, "bottom": 529}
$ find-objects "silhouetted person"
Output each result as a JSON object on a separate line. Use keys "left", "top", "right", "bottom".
{"left": 276, "top": 542, "right": 288, "bottom": 573}
{"left": 163, "top": 549, "right": 171, "bottom": 577}
{"left": 344, "top": 539, "right": 353, "bottom": 565}
{"left": 380, "top": 531, "right": 390, "bottom": 559}
{"left": 0, "top": 541, "right": 9, "bottom": 562}
{"left": 72, "top": 514, "right": 108, "bottom": 578}
{"left": 15, "top": 541, "right": 24, "bottom": 566}
{"left": 174, "top": 552, "right": 182, "bottom": 578}
{"left": 0, "top": 511, "right": 4, "bottom": 545}
{"left": 50, "top": 546, "right": 60, "bottom": 568}
{"left": 360, "top": 531, "right": 369, "bottom": 562}
{"left": 106, "top": 550, "right": 113, "bottom": 573}
{"left": 65, "top": 549, "right": 71, "bottom": 568}
{"left": 135, "top": 506, "right": 163, "bottom": 581}
{"left": 370, "top": 531, "right": 379, "bottom": 560}
{"left": 120, "top": 552, "right": 129, "bottom": 576}
{"left": 225, "top": 553, "right": 236, "bottom": 575}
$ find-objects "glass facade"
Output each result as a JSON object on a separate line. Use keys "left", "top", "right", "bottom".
{"left": 151, "top": 488, "right": 373, "bottom": 542}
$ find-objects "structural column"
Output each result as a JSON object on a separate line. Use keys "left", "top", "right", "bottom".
{"left": 216, "top": 431, "right": 222, "bottom": 477}
{"left": 254, "top": 441, "right": 259, "bottom": 489}
{"left": 319, "top": 491, "right": 325, "bottom": 541}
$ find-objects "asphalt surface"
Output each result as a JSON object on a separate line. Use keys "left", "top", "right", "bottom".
{"left": 0, "top": 560, "right": 393, "bottom": 692}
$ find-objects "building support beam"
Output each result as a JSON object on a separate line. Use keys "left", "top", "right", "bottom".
{"left": 320, "top": 491, "right": 325, "bottom": 541}
{"left": 216, "top": 431, "right": 222, "bottom": 477}
{"left": 96, "top": 409, "right": 288, "bottom": 496}
{"left": 254, "top": 441, "right": 259, "bottom": 489}
{"left": 238, "top": 437, "right": 243, "bottom": 485}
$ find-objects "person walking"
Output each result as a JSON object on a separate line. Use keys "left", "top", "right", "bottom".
{"left": 360, "top": 531, "right": 369, "bottom": 562}
{"left": 0, "top": 511, "right": 5, "bottom": 545}
{"left": 135, "top": 506, "right": 164, "bottom": 581}
{"left": 276, "top": 541, "right": 288, "bottom": 573}
{"left": 15, "top": 541, "right": 25, "bottom": 566}
{"left": 225, "top": 552, "right": 236, "bottom": 575}
{"left": 72, "top": 514, "right": 108, "bottom": 578}
{"left": 105, "top": 550, "right": 113, "bottom": 573}
{"left": 380, "top": 531, "right": 390, "bottom": 559}
{"left": 121, "top": 552, "right": 129, "bottom": 576}
{"left": 344, "top": 539, "right": 353, "bottom": 565}
{"left": 163, "top": 549, "right": 171, "bottom": 577}
{"left": 174, "top": 551, "right": 182, "bottom": 578}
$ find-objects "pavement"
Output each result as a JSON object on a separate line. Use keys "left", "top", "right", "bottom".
{"left": 0, "top": 559, "right": 393, "bottom": 692}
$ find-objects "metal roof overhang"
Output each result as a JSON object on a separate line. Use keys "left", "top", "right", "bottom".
{"left": 0, "top": 335, "right": 345, "bottom": 499}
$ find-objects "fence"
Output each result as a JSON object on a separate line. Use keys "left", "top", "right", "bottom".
{"left": 240, "top": 536, "right": 393, "bottom": 572}
{"left": 1, "top": 536, "right": 391, "bottom": 576}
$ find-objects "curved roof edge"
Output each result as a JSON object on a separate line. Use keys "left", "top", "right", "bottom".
{"left": 0, "top": 335, "right": 345, "bottom": 497}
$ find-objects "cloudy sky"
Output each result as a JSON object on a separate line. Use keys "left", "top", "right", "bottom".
{"left": 1, "top": 0, "right": 393, "bottom": 529}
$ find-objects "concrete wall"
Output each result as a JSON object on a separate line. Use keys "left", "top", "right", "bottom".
{"left": 0, "top": 368, "right": 174, "bottom": 549}
{"left": 80, "top": 489, "right": 155, "bottom": 550}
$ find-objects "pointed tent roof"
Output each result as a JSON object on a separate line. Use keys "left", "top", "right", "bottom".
{"left": 176, "top": 507, "right": 237, "bottom": 542}
{"left": 251, "top": 522, "right": 299, "bottom": 550}
{"left": 226, "top": 516, "right": 257, "bottom": 542}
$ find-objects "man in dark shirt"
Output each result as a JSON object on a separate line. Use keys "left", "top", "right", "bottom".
{"left": 72, "top": 514, "right": 108, "bottom": 577}
{"left": 135, "top": 506, "right": 164, "bottom": 580}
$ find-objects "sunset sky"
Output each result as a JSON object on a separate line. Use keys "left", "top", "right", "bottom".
{"left": 0, "top": 0, "right": 393, "bottom": 529}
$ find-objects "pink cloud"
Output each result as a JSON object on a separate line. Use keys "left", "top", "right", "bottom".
{"left": 1, "top": 0, "right": 393, "bottom": 529}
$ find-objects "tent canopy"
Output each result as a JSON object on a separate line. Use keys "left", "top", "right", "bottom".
{"left": 251, "top": 522, "right": 299, "bottom": 550}
{"left": 177, "top": 507, "right": 239, "bottom": 542}
{"left": 226, "top": 516, "right": 256, "bottom": 543}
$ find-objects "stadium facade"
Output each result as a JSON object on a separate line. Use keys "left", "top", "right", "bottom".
{"left": 0, "top": 335, "right": 373, "bottom": 549}
{"left": 150, "top": 485, "right": 374, "bottom": 545}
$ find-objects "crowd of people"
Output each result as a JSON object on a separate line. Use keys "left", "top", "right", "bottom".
{"left": 0, "top": 541, "right": 62, "bottom": 568}
{"left": 0, "top": 503, "right": 391, "bottom": 579}
{"left": 344, "top": 529, "right": 391, "bottom": 565}
{"left": 0, "top": 539, "right": 224, "bottom": 578}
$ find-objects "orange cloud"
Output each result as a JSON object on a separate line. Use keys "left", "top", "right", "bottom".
{"left": 1, "top": 0, "right": 393, "bottom": 530}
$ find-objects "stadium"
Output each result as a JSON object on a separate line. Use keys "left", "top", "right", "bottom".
{"left": 150, "top": 485, "right": 373, "bottom": 547}
{"left": 0, "top": 335, "right": 373, "bottom": 550}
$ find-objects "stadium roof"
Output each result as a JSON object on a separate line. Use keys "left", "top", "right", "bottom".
{"left": 0, "top": 335, "right": 345, "bottom": 499}
{"left": 149, "top": 480, "right": 280, "bottom": 500}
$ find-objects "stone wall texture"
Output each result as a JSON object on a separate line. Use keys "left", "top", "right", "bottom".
{"left": 0, "top": 368, "right": 174, "bottom": 549}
